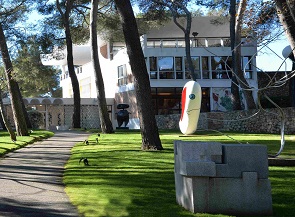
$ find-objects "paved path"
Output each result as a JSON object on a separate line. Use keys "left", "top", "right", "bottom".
{"left": 0, "top": 131, "right": 89, "bottom": 217}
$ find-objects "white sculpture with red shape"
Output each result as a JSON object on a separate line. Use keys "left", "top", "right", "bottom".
{"left": 179, "top": 81, "right": 202, "bottom": 135}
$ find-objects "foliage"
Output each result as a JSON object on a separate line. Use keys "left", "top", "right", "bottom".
{"left": 260, "top": 96, "right": 291, "bottom": 108}
{"left": 198, "top": 0, "right": 280, "bottom": 44}
{"left": 64, "top": 130, "right": 295, "bottom": 217}
{"left": 13, "top": 37, "right": 61, "bottom": 97}
{"left": 27, "top": 110, "right": 44, "bottom": 129}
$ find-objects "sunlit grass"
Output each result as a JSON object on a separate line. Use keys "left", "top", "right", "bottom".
{"left": 64, "top": 130, "right": 295, "bottom": 217}
{"left": 0, "top": 130, "right": 54, "bottom": 156}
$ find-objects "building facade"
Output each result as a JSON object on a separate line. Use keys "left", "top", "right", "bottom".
{"left": 41, "top": 17, "right": 258, "bottom": 129}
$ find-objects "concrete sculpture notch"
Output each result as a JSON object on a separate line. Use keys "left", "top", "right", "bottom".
{"left": 174, "top": 140, "right": 273, "bottom": 216}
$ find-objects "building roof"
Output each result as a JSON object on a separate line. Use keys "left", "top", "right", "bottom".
{"left": 146, "top": 16, "right": 230, "bottom": 39}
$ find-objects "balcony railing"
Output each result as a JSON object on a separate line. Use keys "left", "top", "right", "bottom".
{"left": 145, "top": 37, "right": 255, "bottom": 48}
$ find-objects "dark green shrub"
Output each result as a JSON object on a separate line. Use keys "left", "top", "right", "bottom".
{"left": 260, "top": 96, "right": 290, "bottom": 108}
{"left": 27, "top": 110, "right": 44, "bottom": 129}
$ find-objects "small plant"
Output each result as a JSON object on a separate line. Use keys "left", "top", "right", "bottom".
{"left": 27, "top": 110, "right": 44, "bottom": 129}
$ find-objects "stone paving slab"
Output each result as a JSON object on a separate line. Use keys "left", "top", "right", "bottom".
{"left": 0, "top": 131, "right": 89, "bottom": 217}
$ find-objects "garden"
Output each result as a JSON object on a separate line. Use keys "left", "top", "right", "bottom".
{"left": 62, "top": 130, "right": 295, "bottom": 217}
{"left": 0, "top": 129, "right": 293, "bottom": 216}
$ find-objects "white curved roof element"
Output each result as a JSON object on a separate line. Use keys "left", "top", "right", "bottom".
{"left": 41, "top": 45, "right": 91, "bottom": 66}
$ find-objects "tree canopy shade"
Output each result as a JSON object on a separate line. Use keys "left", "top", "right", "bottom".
{"left": 114, "top": 0, "right": 163, "bottom": 150}
{"left": 13, "top": 38, "right": 61, "bottom": 98}
{"left": 0, "top": 0, "right": 35, "bottom": 136}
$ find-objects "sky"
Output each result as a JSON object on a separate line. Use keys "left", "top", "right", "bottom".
{"left": 256, "top": 35, "right": 292, "bottom": 72}
{"left": 27, "top": 3, "right": 292, "bottom": 73}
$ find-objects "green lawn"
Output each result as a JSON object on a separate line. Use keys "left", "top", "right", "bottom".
{"left": 0, "top": 130, "right": 54, "bottom": 157}
{"left": 64, "top": 130, "right": 295, "bottom": 217}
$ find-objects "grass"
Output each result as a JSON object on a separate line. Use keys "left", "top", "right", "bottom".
{"left": 0, "top": 130, "right": 54, "bottom": 157}
{"left": 64, "top": 130, "right": 295, "bottom": 217}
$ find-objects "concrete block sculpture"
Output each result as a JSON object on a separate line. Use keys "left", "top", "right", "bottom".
{"left": 174, "top": 141, "right": 273, "bottom": 216}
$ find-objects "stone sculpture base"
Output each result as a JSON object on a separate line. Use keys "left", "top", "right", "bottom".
{"left": 174, "top": 141, "right": 273, "bottom": 216}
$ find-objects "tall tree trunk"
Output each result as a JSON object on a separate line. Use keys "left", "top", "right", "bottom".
{"left": 0, "top": 111, "right": 6, "bottom": 130}
{"left": 56, "top": 0, "right": 81, "bottom": 128}
{"left": 275, "top": 0, "right": 295, "bottom": 107}
{"left": 235, "top": 0, "right": 256, "bottom": 109}
{"left": 16, "top": 82, "right": 32, "bottom": 128}
{"left": 275, "top": 0, "right": 295, "bottom": 56}
{"left": 114, "top": 0, "right": 163, "bottom": 150}
{"left": 230, "top": 0, "right": 242, "bottom": 110}
{"left": 0, "top": 23, "right": 28, "bottom": 136}
{"left": 0, "top": 88, "right": 16, "bottom": 141}
{"left": 90, "top": 0, "right": 114, "bottom": 133}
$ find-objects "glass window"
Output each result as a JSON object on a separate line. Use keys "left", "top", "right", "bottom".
{"left": 175, "top": 57, "right": 183, "bottom": 79}
{"left": 175, "top": 57, "right": 183, "bottom": 71}
{"left": 196, "top": 39, "right": 206, "bottom": 47}
{"left": 149, "top": 57, "right": 157, "bottom": 71}
{"left": 151, "top": 87, "right": 181, "bottom": 115}
{"left": 118, "top": 65, "right": 127, "bottom": 86}
{"left": 159, "top": 71, "right": 175, "bottom": 79}
{"left": 211, "top": 56, "right": 223, "bottom": 71}
{"left": 176, "top": 71, "right": 183, "bottom": 79}
{"left": 201, "top": 88, "right": 210, "bottom": 112}
{"left": 211, "top": 56, "right": 232, "bottom": 79}
{"left": 207, "top": 39, "right": 222, "bottom": 47}
{"left": 242, "top": 56, "right": 252, "bottom": 70}
{"left": 158, "top": 57, "right": 174, "bottom": 71}
{"left": 162, "top": 40, "right": 176, "bottom": 47}
{"left": 242, "top": 56, "right": 252, "bottom": 79}
{"left": 202, "top": 57, "right": 209, "bottom": 79}
{"left": 185, "top": 57, "right": 201, "bottom": 79}
{"left": 150, "top": 71, "right": 157, "bottom": 79}
{"left": 185, "top": 57, "right": 200, "bottom": 71}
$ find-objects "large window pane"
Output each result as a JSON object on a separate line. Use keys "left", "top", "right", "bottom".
{"left": 149, "top": 57, "right": 157, "bottom": 71}
{"left": 175, "top": 57, "right": 183, "bottom": 71}
{"left": 150, "top": 71, "right": 157, "bottom": 79}
{"left": 211, "top": 56, "right": 223, "bottom": 71}
{"left": 242, "top": 56, "right": 252, "bottom": 79}
{"left": 185, "top": 57, "right": 200, "bottom": 79}
{"left": 211, "top": 56, "right": 232, "bottom": 79}
{"left": 202, "top": 57, "right": 209, "bottom": 79}
{"left": 242, "top": 56, "right": 252, "bottom": 70}
{"left": 185, "top": 57, "right": 200, "bottom": 71}
{"left": 151, "top": 88, "right": 181, "bottom": 115}
{"left": 159, "top": 71, "right": 175, "bottom": 79}
{"left": 118, "top": 64, "right": 127, "bottom": 86}
{"left": 158, "top": 57, "right": 174, "bottom": 71}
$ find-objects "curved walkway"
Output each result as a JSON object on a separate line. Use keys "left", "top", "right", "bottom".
{"left": 0, "top": 131, "right": 89, "bottom": 217}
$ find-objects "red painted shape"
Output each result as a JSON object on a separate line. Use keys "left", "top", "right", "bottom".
{"left": 180, "top": 87, "right": 187, "bottom": 121}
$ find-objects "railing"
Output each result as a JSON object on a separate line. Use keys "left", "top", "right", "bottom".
{"left": 146, "top": 37, "right": 256, "bottom": 48}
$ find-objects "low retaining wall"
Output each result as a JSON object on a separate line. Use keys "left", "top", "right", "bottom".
{"left": 156, "top": 107, "right": 295, "bottom": 134}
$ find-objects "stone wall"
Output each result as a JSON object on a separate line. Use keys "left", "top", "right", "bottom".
{"left": 156, "top": 107, "right": 295, "bottom": 134}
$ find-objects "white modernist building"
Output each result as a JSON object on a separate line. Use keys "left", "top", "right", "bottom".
{"left": 41, "top": 17, "right": 258, "bottom": 129}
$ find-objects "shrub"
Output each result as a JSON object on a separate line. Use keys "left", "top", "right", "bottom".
{"left": 27, "top": 110, "right": 44, "bottom": 129}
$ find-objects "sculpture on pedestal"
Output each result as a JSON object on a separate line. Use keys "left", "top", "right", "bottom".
{"left": 116, "top": 104, "right": 130, "bottom": 129}
{"left": 179, "top": 81, "right": 202, "bottom": 135}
